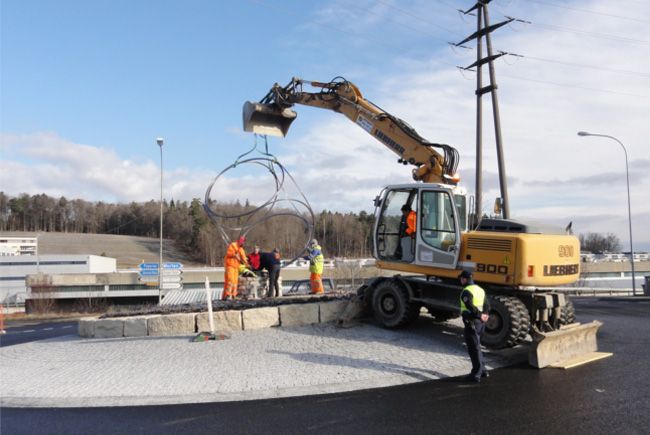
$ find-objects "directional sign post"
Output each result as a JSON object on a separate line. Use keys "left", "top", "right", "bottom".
{"left": 139, "top": 269, "right": 160, "bottom": 277}
{"left": 161, "top": 282, "right": 182, "bottom": 290}
{"left": 160, "top": 262, "right": 183, "bottom": 292}
{"left": 139, "top": 263, "right": 160, "bottom": 290}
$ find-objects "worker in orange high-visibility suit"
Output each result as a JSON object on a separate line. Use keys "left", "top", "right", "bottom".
{"left": 304, "top": 239, "right": 324, "bottom": 294}
{"left": 223, "top": 236, "right": 249, "bottom": 300}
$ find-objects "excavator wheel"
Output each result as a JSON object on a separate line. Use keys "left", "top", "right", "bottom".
{"left": 559, "top": 298, "right": 576, "bottom": 325}
{"left": 427, "top": 308, "right": 459, "bottom": 323}
{"left": 482, "top": 295, "right": 530, "bottom": 349}
{"left": 371, "top": 279, "right": 420, "bottom": 328}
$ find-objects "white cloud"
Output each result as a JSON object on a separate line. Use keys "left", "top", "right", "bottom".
{"left": 0, "top": 132, "right": 212, "bottom": 203}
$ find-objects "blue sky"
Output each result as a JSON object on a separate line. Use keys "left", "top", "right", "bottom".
{"left": 2, "top": 0, "right": 650, "bottom": 249}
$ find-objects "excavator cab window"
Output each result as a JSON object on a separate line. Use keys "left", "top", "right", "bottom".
{"left": 454, "top": 194, "right": 468, "bottom": 231}
{"left": 420, "top": 191, "right": 456, "bottom": 251}
{"left": 375, "top": 189, "right": 418, "bottom": 263}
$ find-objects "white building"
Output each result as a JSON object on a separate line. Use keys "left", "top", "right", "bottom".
{"left": 0, "top": 255, "right": 117, "bottom": 304}
{"left": 0, "top": 236, "right": 37, "bottom": 256}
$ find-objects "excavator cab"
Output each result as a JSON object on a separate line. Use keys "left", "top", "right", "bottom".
{"left": 374, "top": 184, "right": 462, "bottom": 270}
{"left": 243, "top": 101, "right": 297, "bottom": 137}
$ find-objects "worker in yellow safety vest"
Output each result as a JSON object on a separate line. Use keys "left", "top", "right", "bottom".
{"left": 459, "top": 270, "right": 491, "bottom": 383}
{"left": 304, "top": 239, "right": 324, "bottom": 294}
{"left": 223, "top": 236, "right": 249, "bottom": 300}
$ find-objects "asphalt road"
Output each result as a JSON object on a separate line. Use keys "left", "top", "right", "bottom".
{"left": 2, "top": 297, "right": 649, "bottom": 435}
{"left": 0, "top": 320, "right": 78, "bottom": 347}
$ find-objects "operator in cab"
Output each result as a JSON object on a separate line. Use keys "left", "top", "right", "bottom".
{"left": 398, "top": 204, "right": 416, "bottom": 262}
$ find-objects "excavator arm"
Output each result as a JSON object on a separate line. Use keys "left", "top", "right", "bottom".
{"left": 243, "top": 77, "right": 460, "bottom": 184}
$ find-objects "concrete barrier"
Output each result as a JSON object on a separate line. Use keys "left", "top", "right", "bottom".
{"left": 242, "top": 307, "right": 280, "bottom": 330}
{"left": 148, "top": 313, "right": 196, "bottom": 336}
{"left": 94, "top": 318, "right": 125, "bottom": 339}
{"left": 196, "top": 311, "right": 243, "bottom": 332}
{"left": 124, "top": 316, "right": 154, "bottom": 337}
{"left": 279, "top": 304, "right": 319, "bottom": 327}
{"left": 77, "top": 298, "right": 357, "bottom": 338}
{"left": 78, "top": 317, "right": 97, "bottom": 338}
{"left": 319, "top": 300, "right": 350, "bottom": 323}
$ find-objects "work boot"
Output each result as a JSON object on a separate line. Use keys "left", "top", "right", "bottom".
{"left": 463, "top": 374, "right": 481, "bottom": 383}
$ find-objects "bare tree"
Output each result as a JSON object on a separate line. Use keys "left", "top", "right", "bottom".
{"left": 579, "top": 232, "right": 622, "bottom": 253}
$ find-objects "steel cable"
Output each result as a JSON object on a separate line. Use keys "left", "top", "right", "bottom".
{"left": 203, "top": 135, "right": 315, "bottom": 267}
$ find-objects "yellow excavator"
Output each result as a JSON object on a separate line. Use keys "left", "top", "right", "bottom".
{"left": 243, "top": 77, "right": 607, "bottom": 368}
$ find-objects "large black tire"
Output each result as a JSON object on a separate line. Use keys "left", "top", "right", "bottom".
{"left": 560, "top": 298, "right": 576, "bottom": 325}
{"left": 371, "top": 280, "right": 419, "bottom": 328}
{"left": 427, "top": 308, "right": 459, "bottom": 323}
{"left": 482, "top": 295, "right": 530, "bottom": 349}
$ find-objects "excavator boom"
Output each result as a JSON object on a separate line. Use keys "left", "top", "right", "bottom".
{"left": 243, "top": 77, "right": 459, "bottom": 184}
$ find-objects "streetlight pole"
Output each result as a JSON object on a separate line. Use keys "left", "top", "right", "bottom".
{"left": 156, "top": 137, "right": 164, "bottom": 304}
{"left": 577, "top": 131, "right": 636, "bottom": 296}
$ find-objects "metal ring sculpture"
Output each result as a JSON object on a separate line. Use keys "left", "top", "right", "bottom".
{"left": 203, "top": 136, "right": 315, "bottom": 267}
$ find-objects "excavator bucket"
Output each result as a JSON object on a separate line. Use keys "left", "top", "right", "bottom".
{"left": 528, "top": 321, "right": 612, "bottom": 369}
{"left": 243, "top": 101, "right": 297, "bottom": 137}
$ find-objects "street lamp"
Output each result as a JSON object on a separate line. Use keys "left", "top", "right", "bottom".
{"left": 577, "top": 131, "right": 636, "bottom": 296}
{"left": 156, "top": 137, "right": 164, "bottom": 304}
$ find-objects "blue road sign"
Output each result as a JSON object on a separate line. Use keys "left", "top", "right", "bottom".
{"left": 139, "top": 263, "right": 159, "bottom": 270}
{"left": 163, "top": 262, "right": 183, "bottom": 269}
{"left": 139, "top": 269, "right": 160, "bottom": 277}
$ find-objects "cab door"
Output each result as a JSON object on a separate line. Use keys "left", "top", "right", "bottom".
{"left": 415, "top": 187, "right": 461, "bottom": 269}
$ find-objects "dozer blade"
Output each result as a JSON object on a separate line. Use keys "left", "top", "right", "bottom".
{"left": 243, "top": 101, "right": 297, "bottom": 137}
{"left": 529, "top": 320, "right": 612, "bottom": 368}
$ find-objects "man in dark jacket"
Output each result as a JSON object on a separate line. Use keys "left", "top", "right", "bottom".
{"left": 260, "top": 248, "right": 282, "bottom": 297}
{"left": 459, "top": 270, "right": 491, "bottom": 382}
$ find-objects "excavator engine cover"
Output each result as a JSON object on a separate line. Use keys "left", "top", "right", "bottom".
{"left": 243, "top": 101, "right": 297, "bottom": 137}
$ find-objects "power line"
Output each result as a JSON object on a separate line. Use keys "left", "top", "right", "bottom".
{"left": 526, "top": 0, "right": 650, "bottom": 25}
{"left": 526, "top": 20, "right": 650, "bottom": 47}
{"left": 489, "top": 3, "right": 650, "bottom": 47}
{"left": 509, "top": 53, "right": 650, "bottom": 79}
{"left": 339, "top": 0, "right": 454, "bottom": 45}
{"left": 373, "top": 0, "right": 463, "bottom": 37}
{"left": 247, "top": 0, "right": 458, "bottom": 69}
{"left": 498, "top": 72, "right": 650, "bottom": 99}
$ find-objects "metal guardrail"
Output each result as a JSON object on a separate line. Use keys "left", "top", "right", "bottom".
{"left": 539, "top": 287, "right": 636, "bottom": 297}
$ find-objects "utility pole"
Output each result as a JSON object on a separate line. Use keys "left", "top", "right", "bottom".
{"left": 156, "top": 137, "right": 164, "bottom": 304}
{"left": 455, "top": 0, "right": 513, "bottom": 224}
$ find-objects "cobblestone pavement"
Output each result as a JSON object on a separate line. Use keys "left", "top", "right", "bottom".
{"left": 0, "top": 318, "right": 526, "bottom": 408}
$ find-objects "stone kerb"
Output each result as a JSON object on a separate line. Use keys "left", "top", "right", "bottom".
{"left": 77, "top": 298, "right": 361, "bottom": 338}
{"left": 279, "top": 303, "right": 319, "bottom": 327}
{"left": 124, "top": 315, "right": 159, "bottom": 337}
{"left": 148, "top": 313, "right": 196, "bottom": 336}
{"left": 318, "top": 300, "right": 351, "bottom": 323}
{"left": 242, "top": 306, "right": 280, "bottom": 330}
{"left": 196, "top": 311, "right": 243, "bottom": 332}
{"left": 94, "top": 318, "right": 125, "bottom": 339}
{"left": 78, "top": 317, "right": 97, "bottom": 338}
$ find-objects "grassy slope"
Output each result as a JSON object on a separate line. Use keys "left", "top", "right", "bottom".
{"left": 1, "top": 231, "right": 202, "bottom": 268}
